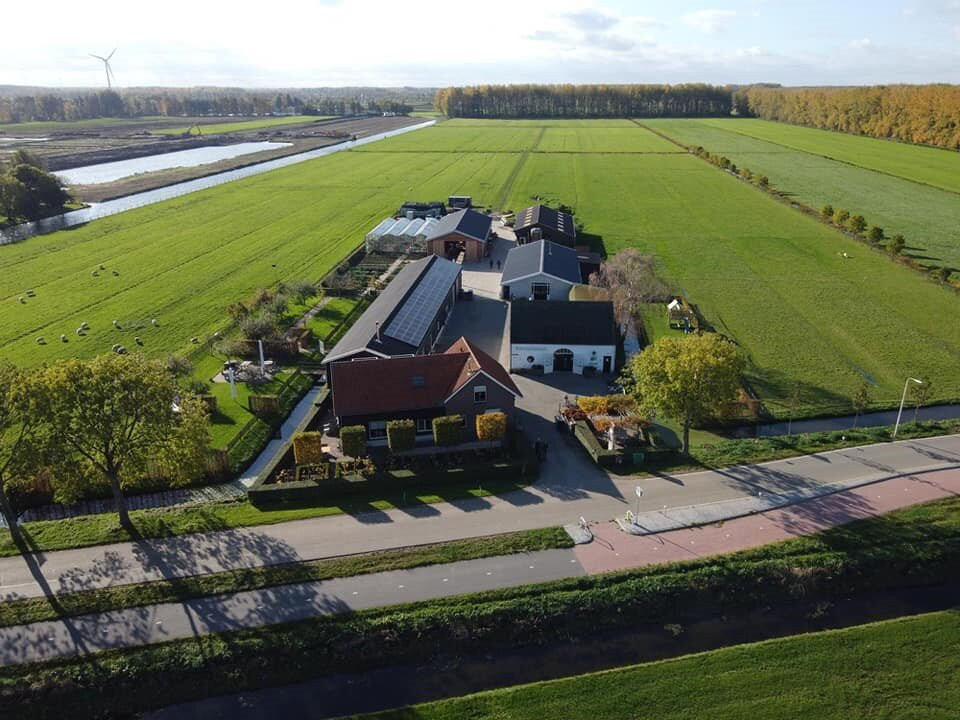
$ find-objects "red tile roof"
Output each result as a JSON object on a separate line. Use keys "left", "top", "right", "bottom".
{"left": 331, "top": 336, "right": 520, "bottom": 419}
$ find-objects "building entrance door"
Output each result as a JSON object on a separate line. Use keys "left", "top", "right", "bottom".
{"left": 553, "top": 348, "right": 574, "bottom": 372}
{"left": 602, "top": 355, "right": 612, "bottom": 373}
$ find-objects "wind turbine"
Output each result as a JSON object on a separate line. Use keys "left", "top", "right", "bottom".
{"left": 90, "top": 49, "right": 117, "bottom": 89}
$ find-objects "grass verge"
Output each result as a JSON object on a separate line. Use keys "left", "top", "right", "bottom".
{"left": 0, "top": 477, "right": 531, "bottom": 559}
{"left": 350, "top": 609, "right": 960, "bottom": 720}
{"left": 3, "top": 495, "right": 960, "bottom": 718}
{"left": 0, "top": 527, "right": 572, "bottom": 628}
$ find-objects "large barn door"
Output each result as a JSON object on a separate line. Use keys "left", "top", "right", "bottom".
{"left": 553, "top": 348, "right": 574, "bottom": 372}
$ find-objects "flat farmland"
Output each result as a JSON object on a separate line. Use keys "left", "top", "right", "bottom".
{"left": 152, "top": 115, "right": 333, "bottom": 136}
{"left": 3, "top": 118, "right": 959, "bottom": 417}
{"left": 505, "top": 151, "right": 960, "bottom": 413}
{"left": 644, "top": 119, "right": 960, "bottom": 269}
{"left": 697, "top": 118, "right": 960, "bottom": 194}
{"left": 0, "top": 149, "right": 514, "bottom": 367}
{"left": 534, "top": 126, "right": 682, "bottom": 153}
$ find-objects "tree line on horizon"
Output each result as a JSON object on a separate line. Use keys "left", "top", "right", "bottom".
{"left": 433, "top": 84, "right": 732, "bottom": 118}
{"left": 735, "top": 84, "right": 960, "bottom": 149}
{"left": 0, "top": 89, "right": 416, "bottom": 125}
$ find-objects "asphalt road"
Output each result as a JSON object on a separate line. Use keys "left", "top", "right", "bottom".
{"left": 0, "top": 434, "right": 958, "bottom": 603}
{"left": 0, "top": 548, "right": 583, "bottom": 667}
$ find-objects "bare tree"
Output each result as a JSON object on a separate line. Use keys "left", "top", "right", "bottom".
{"left": 590, "top": 249, "right": 671, "bottom": 324}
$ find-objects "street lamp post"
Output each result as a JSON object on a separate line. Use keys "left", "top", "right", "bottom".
{"left": 635, "top": 486, "right": 643, "bottom": 519}
{"left": 893, "top": 377, "right": 923, "bottom": 438}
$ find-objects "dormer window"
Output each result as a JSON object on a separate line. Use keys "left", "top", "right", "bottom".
{"left": 474, "top": 385, "right": 487, "bottom": 403}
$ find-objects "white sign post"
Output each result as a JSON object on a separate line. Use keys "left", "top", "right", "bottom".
{"left": 635, "top": 486, "right": 643, "bottom": 520}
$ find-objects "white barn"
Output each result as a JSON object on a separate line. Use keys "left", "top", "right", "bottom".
{"left": 509, "top": 300, "right": 617, "bottom": 375}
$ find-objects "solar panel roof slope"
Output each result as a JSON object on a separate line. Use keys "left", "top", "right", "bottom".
{"left": 385, "top": 256, "right": 461, "bottom": 346}
{"left": 324, "top": 256, "right": 435, "bottom": 362}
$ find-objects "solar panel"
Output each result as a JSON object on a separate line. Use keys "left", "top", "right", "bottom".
{"left": 385, "top": 259, "right": 461, "bottom": 347}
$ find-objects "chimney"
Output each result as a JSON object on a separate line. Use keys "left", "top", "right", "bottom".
{"left": 375, "top": 322, "right": 381, "bottom": 343}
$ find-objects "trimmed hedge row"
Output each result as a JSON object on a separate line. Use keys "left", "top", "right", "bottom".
{"left": 248, "top": 458, "right": 534, "bottom": 507}
{"left": 573, "top": 420, "right": 620, "bottom": 467}
{"left": 5, "top": 498, "right": 960, "bottom": 719}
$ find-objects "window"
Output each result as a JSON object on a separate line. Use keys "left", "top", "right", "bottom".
{"left": 416, "top": 417, "right": 432, "bottom": 434}
{"left": 368, "top": 420, "right": 387, "bottom": 439}
{"left": 532, "top": 283, "right": 550, "bottom": 300}
{"left": 474, "top": 385, "right": 487, "bottom": 403}
{"left": 460, "top": 415, "right": 468, "bottom": 428}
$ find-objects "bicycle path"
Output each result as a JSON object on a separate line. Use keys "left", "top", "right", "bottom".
{"left": 0, "top": 435, "right": 957, "bottom": 604}
{"left": 2, "top": 464, "right": 959, "bottom": 668}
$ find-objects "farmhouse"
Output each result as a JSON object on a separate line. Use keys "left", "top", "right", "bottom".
{"left": 426, "top": 208, "right": 492, "bottom": 262}
{"left": 509, "top": 300, "right": 617, "bottom": 375}
{"left": 323, "top": 255, "right": 461, "bottom": 378}
{"left": 365, "top": 216, "right": 440, "bottom": 254}
{"left": 330, "top": 336, "right": 521, "bottom": 444}
{"left": 500, "top": 240, "right": 582, "bottom": 301}
{"left": 514, "top": 205, "right": 577, "bottom": 247}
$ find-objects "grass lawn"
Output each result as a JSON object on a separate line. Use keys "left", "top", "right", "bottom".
{"left": 644, "top": 118, "right": 960, "bottom": 270}
{"left": 304, "top": 295, "right": 363, "bottom": 340}
{"left": 701, "top": 117, "right": 960, "bottom": 194}
{"left": 152, "top": 115, "right": 334, "bottom": 136}
{"left": 0, "top": 477, "right": 532, "bottom": 558}
{"left": 0, "top": 527, "right": 571, "bottom": 629}
{"left": 0, "top": 116, "right": 172, "bottom": 134}
{"left": 636, "top": 302, "right": 674, "bottom": 346}
{"left": 351, "top": 611, "right": 960, "bottom": 720}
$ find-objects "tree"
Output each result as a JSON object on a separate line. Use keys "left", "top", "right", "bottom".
{"left": 36, "top": 353, "right": 208, "bottom": 528}
{"left": 0, "top": 364, "right": 38, "bottom": 544}
{"left": 386, "top": 419, "right": 416, "bottom": 452}
{"left": 820, "top": 205, "right": 835, "bottom": 221}
{"left": 833, "top": 209, "right": 850, "bottom": 227}
{"left": 886, "top": 234, "right": 906, "bottom": 255}
{"left": 851, "top": 382, "right": 870, "bottom": 427}
{"left": 848, "top": 214, "right": 867, "bottom": 235}
{"left": 476, "top": 412, "right": 507, "bottom": 445}
{"left": 867, "top": 225, "right": 885, "bottom": 244}
{"left": 621, "top": 334, "right": 744, "bottom": 454}
{"left": 339, "top": 425, "right": 367, "bottom": 459}
{"left": 910, "top": 380, "right": 933, "bottom": 423}
{"left": 0, "top": 160, "right": 70, "bottom": 222}
{"left": 590, "top": 249, "right": 671, "bottom": 323}
{"left": 756, "top": 175, "right": 769, "bottom": 188}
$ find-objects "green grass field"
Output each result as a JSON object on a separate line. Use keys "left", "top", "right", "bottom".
{"left": 3, "top": 118, "right": 960, "bottom": 416}
{"left": 643, "top": 118, "right": 960, "bottom": 269}
{"left": 352, "top": 610, "right": 960, "bottom": 720}
{"left": 0, "top": 116, "right": 171, "bottom": 134}
{"left": 699, "top": 118, "right": 960, "bottom": 194}
{"left": 152, "top": 115, "right": 333, "bottom": 136}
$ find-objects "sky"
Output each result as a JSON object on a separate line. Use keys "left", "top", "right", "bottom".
{"left": 3, "top": 0, "right": 959, "bottom": 88}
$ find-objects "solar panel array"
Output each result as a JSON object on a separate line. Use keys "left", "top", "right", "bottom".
{"left": 385, "top": 259, "right": 460, "bottom": 347}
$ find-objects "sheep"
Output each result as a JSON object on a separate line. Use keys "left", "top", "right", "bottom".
{"left": 99, "top": 264, "right": 105, "bottom": 270}
{"left": 60, "top": 334, "right": 68, "bottom": 343}
{"left": 112, "top": 320, "right": 121, "bottom": 329}
{"left": 117, "top": 346, "right": 127, "bottom": 355}
{"left": 134, "top": 336, "right": 143, "bottom": 345}
{"left": 190, "top": 337, "right": 199, "bottom": 344}
{"left": 81, "top": 321, "right": 89, "bottom": 330}
{"left": 36, "top": 337, "right": 45, "bottom": 345}
{"left": 76, "top": 327, "right": 84, "bottom": 336}
{"left": 111, "top": 343, "right": 120, "bottom": 351}
{"left": 150, "top": 318, "right": 158, "bottom": 327}
{"left": 18, "top": 296, "right": 25, "bottom": 304}
{"left": 112, "top": 270, "right": 120, "bottom": 277}
{"left": 91, "top": 270, "right": 99, "bottom": 277}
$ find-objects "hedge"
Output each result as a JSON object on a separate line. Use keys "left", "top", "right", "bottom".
{"left": 433, "top": 415, "right": 463, "bottom": 446}
{"left": 247, "top": 458, "right": 533, "bottom": 507}
{"left": 292, "top": 432, "right": 325, "bottom": 465}
{"left": 476, "top": 412, "right": 506, "bottom": 443}
{"left": 387, "top": 419, "right": 416, "bottom": 452}
{"left": 573, "top": 420, "right": 621, "bottom": 467}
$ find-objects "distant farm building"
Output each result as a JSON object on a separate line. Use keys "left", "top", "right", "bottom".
{"left": 500, "top": 240, "right": 582, "bottom": 301}
{"left": 399, "top": 201, "right": 446, "bottom": 219}
{"left": 448, "top": 195, "right": 472, "bottom": 209}
{"left": 514, "top": 205, "right": 577, "bottom": 247}
{"left": 426, "top": 209, "right": 492, "bottom": 262}
{"left": 365, "top": 216, "right": 440, "bottom": 254}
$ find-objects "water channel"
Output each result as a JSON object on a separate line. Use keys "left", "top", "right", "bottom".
{"left": 0, "top": 120, "right": 435, "bottom": 246}
{"left": 54, "top": 141, "right": 293, "bottom": 185}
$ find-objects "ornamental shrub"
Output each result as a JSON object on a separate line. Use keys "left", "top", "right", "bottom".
{"left": 820, "top": 204, "right": 834, "bottom": 220}
{"left": 476, "top": 412, "right": 506, "bottom": 443}
{"left": 833, "top": 209, "right": 850, "bottom": 226}
{"left": 867, "top": 225, "right": 885, "bottom": 244}
{"left": 387, "top": 419, "right": 416, "bottom": 452}
{"left": 293, "top": 431, "right": 326, "bottom": 465}
{"left": 433, "top": 415, "right": 463, "bottom": 447}
{"left": 340, "top": 425, "right": 367, "bottom": 458}
{"left": 848, "top": 214, "right": 867, "bottom": 234}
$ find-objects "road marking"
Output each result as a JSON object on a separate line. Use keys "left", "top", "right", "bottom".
{"left": 486, "top": 571, "right": 492, "bottom": 576}
{"left": 352, "top": 591, "right": 358, "bottom": 595}
{"left": 529, "top": 565, "right": 535, "bottom": 569}
{"left": 398, "top": 585, "right": 405, "bottom": 589}
{"left": 442, "top": 578, "right": 449, "bottom": 582}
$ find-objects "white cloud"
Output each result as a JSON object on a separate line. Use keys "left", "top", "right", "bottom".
{"left": 849, "top": 37, "right": 873, "bottom": 49}
{"left": 682, "top": 9, "right": 739, "bottom": 33}
{"left": 735, "top": 46, "right": 764, "bottom": 57}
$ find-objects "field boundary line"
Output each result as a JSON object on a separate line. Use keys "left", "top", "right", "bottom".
{"left": 495, "top": 130, "right": 542, "bottom": 210}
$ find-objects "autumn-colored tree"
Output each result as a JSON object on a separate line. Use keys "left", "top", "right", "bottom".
{"left": 851, "top": 382, "right": 871, "bottom": 428}
{"left": 833, "top": 209, "right": 851, "bottom": 227}
{"left": 848, "top": 214, "right": 867, "bottom": 235}
{"left": 820, "top": 205, "right": 835, "bottom": 220}
{"left": 621, "top": 334, "right": 744, "bottom": 454}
